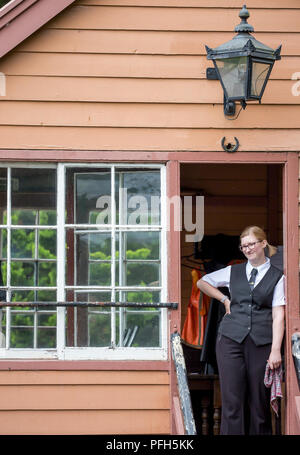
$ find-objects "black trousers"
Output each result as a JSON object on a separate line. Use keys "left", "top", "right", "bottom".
{"left": 216, "top": 333, "right": 272, "bottom": 435}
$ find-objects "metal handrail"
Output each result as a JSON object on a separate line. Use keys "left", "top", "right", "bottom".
{"left": 292, "top": 332, "right": 300, "bottom": 390}
{"left": 171, "top": 331, "right": 196, "bottom": 435}
{"left": 0, "top": 301, "right": 178, "bottom": 309}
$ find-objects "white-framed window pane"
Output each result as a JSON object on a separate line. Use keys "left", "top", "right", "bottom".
{"left": 11, "top": 262, "right": 35, "bottom": 286}
{"left": 74, "top": 171, "right": 111, "bottom": 225}
{"left": 116, "top": 231, "right": 161, "bottom": 287}
{"left": 116, "top": 291, "right": 161, "bottom": 348}
{"left": 0, "top": 168, "right": 7, "bottom": 219}
{"left": 124, "top": 231, "right": 160, "bottom": 259}
{"left": 11, "top": 168, "right": 57, "bottom": 225}
{"left": 116, "top": 170, "right": 161, "bottom": 225}
{"left": 77, "top": 231, "right": 111, "bottom": 286}
{"left": 38, "top": 230, "right": 57, "bottom": 259}
{"left": 11, "top": 229, "right": 35, "bottom": 258}
{"left": 0, "top": 166, "right": 57, "bottom": 353}
{"left": 87, "top": 291, "right": 112, "bottom": 348}
{"left": 4, "top": 289, "right": 57, "bottom": 349}
{"left": 66, "top": 291, "right": 112, "bottom": 348}
{"left": 0, "top": 229, "right": 7, "bottom": 288}
{"left": 125, "top": 310, "right": 160, "bottom": 347}
{"left": 38, "top": 262, "right": 57, "bottom": 287}
{"left": 115, "top": 262, "right": 160, "bottom": 287}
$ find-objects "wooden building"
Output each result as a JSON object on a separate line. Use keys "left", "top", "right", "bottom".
{"left": 0, "top": 0, "right": 299, "bottom": 435}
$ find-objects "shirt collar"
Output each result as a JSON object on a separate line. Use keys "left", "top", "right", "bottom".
{"left": 246, "top": 257, "right": 270, "bottom": 274}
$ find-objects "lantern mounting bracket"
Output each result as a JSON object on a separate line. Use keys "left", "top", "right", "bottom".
{"left": 206, "top": 67, "right": 218, "bottom": 80}
{"left": 224, "top": 97, "right": 236, "bottom": 116}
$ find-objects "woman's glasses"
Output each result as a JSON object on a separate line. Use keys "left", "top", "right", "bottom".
{"left": 239, "top": 240, "right": 262, "bottom": 252}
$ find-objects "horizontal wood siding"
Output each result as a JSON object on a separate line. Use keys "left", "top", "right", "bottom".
{"left": 77, "top": 0, "right": 300, "bottom": 6}
{"left": 14, "top": 30, "right": 300, "bottom": 56}
{"left": 0, "top": 0, "right": 299, "bottom": 151}
{"left": 0, "top": 370, "right": 170, "bottom": 434}
{"left": 47, "top": 7, "right": 300, "bottom": 32}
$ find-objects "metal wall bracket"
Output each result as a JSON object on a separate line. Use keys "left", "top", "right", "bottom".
{"left": 171, "top": 332, "right": 197, "bottom": 435}
{"left": 206, "top": 67, "right": 218, "bottom": 80}
{"left": 224, "top": 99, "right": 236, "bottom": 116}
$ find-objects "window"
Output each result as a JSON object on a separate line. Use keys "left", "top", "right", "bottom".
{"left": 0, "top": 164, "right": 167, "bottom": 360}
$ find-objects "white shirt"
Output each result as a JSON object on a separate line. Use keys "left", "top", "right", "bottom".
{"left": 201, "top": 258, "right": 286, "bottom": 307}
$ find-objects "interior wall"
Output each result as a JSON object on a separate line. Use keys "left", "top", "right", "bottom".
{"left": 180, "top": 163, "right": 283, "bottom": 330}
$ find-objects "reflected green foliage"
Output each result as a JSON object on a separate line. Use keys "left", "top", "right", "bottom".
{"left": 125, "top": 290, "right": 160, "bottom": 347}
{"left": 3, "top": 209, "right": 161, "bottom": 349}
{"left": 0, "top": 0, "right": 11, "bottom": 8}
{"left": 1, "top": 211, "right": 57, "bottom": 349}
{"left": 89, "top": 312, "right": 111, "bottom": 347}
{"left": 88, "top": 241, "right": 161, "bottom": 347}
{"left": 126, "top": 311, "right": 159, "bottom": 347}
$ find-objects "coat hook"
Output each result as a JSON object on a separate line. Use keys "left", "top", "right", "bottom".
{"left": 221, "top": 136, "right": 239, "bottom": 153}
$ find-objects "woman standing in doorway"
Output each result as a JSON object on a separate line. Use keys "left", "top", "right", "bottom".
{"left": 197, "top": 226, "right": 285, "bottom": 435}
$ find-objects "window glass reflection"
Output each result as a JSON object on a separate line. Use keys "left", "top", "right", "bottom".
{"left": 116, "top": 171, "right": 161, "bottom": 225}
{"left": 75, "top": 232, "right": 111, "bottom": 286}
{"left": 75, "top": 172, "right": 111, "bottom": 224}
{"left": 11, "top": 169, "right": 56, "bottom": 225}
{"left": 251, "top": 62, "right": 270, "bottom": 97}
{"left": 216, "top": 57, "right": 247, "bottom": 98}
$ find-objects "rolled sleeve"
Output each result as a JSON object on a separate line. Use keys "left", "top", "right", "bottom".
{"left": 201, "top": 265, "right": 231, "bottom": 289}
{"left": 272, "top": 275, "right": 286, "bottom": 307}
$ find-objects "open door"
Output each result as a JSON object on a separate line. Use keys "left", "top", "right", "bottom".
{"left": 180, "top": 162, "right": 284, "bottom": 435}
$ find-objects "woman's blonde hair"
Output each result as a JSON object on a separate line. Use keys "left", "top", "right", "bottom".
{"left": 240, "top": 225, "right": 277, "bottom": 257}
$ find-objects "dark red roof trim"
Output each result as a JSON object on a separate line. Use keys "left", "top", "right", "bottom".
{"left": 0, "top": 0, "right": 77, "bottom": 58}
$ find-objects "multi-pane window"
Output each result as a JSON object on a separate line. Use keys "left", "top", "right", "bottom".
{"left": 0, "top": 167, "right": 57, "bottom": 351}
{"left": 0, "top": 164, "right": 167, "bottom": 360}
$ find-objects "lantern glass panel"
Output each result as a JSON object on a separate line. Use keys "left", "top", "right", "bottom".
{"left": 250, "top": 61, "right": 271, "bottom": 97}
{"left": 215, "top": 56, "right": 247, "bottom": 99}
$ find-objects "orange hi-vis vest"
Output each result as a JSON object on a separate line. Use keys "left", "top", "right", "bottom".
{"left": 181, "top": 269, "right": 211, "bottom": 349}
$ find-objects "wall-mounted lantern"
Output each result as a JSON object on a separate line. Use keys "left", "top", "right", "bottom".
{"left": 206, "top": 5, "right": 281, "bottom": 116}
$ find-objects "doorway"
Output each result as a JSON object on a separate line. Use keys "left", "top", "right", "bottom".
{"left": 179, "top": 162, "right": 284, "bottom": 435}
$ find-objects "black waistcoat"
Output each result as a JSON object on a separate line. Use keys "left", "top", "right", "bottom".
{"left": 219, "top": 262, "right": 283, "bottom": 346}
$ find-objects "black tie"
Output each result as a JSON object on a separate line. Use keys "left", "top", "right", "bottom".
{"left": 249, "top": 268, "right": 258, "bottom": 292}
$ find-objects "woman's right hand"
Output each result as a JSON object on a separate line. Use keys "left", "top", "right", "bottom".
{"left": 224, "top": 298, "right": 231, "bottom": 314}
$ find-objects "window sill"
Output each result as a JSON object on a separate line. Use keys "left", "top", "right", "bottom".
{"left": 0, "top": 346, "right": 168, "bottom": 361}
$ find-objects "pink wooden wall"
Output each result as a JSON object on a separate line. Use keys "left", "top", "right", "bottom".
{"left": 0, "top": 363, "right": 170, "bottom": 434}
{"left": 0, "top": 0, "right": 299, "bottom": 152}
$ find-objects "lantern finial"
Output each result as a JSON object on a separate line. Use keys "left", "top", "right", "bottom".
{"left": 234, "top": 5, "right": 254, "bottom": 33}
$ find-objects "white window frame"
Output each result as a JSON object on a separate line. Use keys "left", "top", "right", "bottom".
{"left": 0, "top": 162, "right": 168, "bottom": 360}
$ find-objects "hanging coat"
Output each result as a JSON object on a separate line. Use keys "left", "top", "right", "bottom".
{"left": 181, "top": 269, "right": 211, "bottom": 349}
